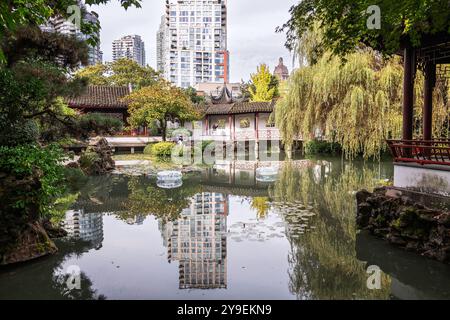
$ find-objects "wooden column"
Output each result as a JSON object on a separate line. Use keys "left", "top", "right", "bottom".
{"left": 402, "top": 46, "right": 415, "bottom": 141}
{"left": 205, "top": 117, "right": 209, "bottom": 136}
{"left": 255, "top": 113, "right": 259, "bottom": 140}
{"left": 228, "top": 114, "right": 233, "bottom": 138}
{"left": 423, "top": 62, "right": 436, "bottom": 141}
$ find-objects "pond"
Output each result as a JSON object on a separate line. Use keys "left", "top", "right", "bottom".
{"left": 1, "top": 157, "right": 450, "bottom": 300}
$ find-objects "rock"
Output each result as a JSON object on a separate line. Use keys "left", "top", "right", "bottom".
{"left": 79, "top": 137, "right": 115, "bottom": 176}
{"left": 42, "top": 219, "right": 68, "bottom": 239}
{"left": 355, "top": 188, "right": 450, "bottom": 265}
{"left": 65, "top": 161, "right": 80, "bottom": 169}
{"left": 436, "top": 213, "right": 450, "bottom": 227}
{"left": 387, "top": 234, "right": 407, "bottom": 246}
{"left": 356, "top": 202, "right": 372, "bottom": 228}
{"left": 356, "top": 189, "right": 372, "bottom": 204}
{"left": 0, "top": 221, "right": 58, "bottom": 265}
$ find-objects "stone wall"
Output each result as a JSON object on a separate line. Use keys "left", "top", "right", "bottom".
{"left": 356, "top": 187, "right": 450, "bottom": 264}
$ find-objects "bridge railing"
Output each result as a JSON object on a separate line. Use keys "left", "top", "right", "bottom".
{"left": 386, "top": 139, "right": 450, "bottom": 166}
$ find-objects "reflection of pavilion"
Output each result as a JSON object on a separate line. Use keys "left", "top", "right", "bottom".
{"left": 202, "top": 159, "right": 319, "bottom": 188}
{"left": 64, "top": 209, "right": 104, "bottom": 249}
{"left": 161, "top": 192, "right": 228, "bottom": 289}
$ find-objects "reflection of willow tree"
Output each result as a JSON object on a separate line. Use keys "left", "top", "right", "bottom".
{"left": 120, "top": 177, "right": 202, "bottom": 222}
{"left": 269, "top": 161, "right": 391, "bottom": 299}
{"left": 251, "top": 197, "right": 270, "bottom": 220}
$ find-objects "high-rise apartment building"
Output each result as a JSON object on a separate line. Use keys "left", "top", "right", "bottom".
{"left": 156, "top": 15, "right": 167, "bottom": 73}
{"left": 158, "top": 0, "right": 230, "bottom": 88}
{"left": 112, "top": 35, "right": 146, "bottom": 67}
{"left": 42, "top": 9, "right": 103, "bottom": 66}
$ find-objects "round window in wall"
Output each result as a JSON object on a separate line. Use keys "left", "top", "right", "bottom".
{"left": 239, "top": 118, "right": 251, "bottom": 128}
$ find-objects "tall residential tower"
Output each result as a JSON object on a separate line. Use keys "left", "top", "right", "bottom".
{"left": 112, "top": 35, "right": 146, "bottom": 67}
{"left": 42, "top": 9, "right": 103, "bottom": 66}
{"left": 158, "top": 0, "right": 230, "bottom": 88}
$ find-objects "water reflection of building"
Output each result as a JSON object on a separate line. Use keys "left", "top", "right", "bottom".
{"left": 161, "top": 192, "right": 228, "bottom": 289}
{"left": 64, "top": 209, "right": 104, "bottom": 249}
{"left": 126, "top": 214, "right": 145, "bottom": 225}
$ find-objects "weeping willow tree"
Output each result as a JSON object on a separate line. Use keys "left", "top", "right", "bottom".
{"left": 269, "top": 160, "right": 392, "bottom": 299}
{"left": 276, "top": 28, "right": 450, "bottom": 159}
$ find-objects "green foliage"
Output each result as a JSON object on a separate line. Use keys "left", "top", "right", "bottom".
{"left": 0, "top": 0, "right": 143, "bottom": 64}
{"left": 0, "top": 29, "right": 88, "bottom": 145}
{"left": 77, "top": 113, "right": 123, "bottom": 136}
{"left": 248, "top": 64, "right": 279, "bottom": 102}
{"left": 75, "top": 58, "right": 160, "bottom": 89}
{"left": 276, "top": 51, "right": 401, "bottom": 159}
{"left": 0, "top": 144, "right": 66, "bottom": 217}
{"left": 148, "top": 142, "right": 176, "bottom": 158}
{"left": 183, "top": 86, "right": 206, "bottom": 104}
{"left": 279, "top": 0, "right": 450, "bottom": 59}
{"left": 143, "top": 144, "right": 153, "bottom": 155}
{"left": 0, "top": 120, "right": 40, "bottom": 146}
{"left": 123, "top": 81, "right": 201, "bottom": 141}
{"left": 79, "top": 149, "right": 100, "bottom": 170}
{"left": 63, "top": 167, "right": 88, "bottom": 192}
{"left": 304, "top": 139, "right": 342, "bottom": 155}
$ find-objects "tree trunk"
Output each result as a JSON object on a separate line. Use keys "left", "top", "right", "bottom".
{"left": 161, "top": 119, "right": 167, "bottom": 141}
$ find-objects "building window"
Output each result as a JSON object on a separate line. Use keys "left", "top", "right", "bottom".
{"left": 239, "top": 118, "right": 251, "bottom": 129}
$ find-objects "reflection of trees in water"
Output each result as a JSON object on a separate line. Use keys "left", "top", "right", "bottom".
{"left": 250, "top": 197, "right": 270, "bottom": 220}
{"left": 0, "top": 239, "right": 106, "bottom": 300}
{"left": 119, "top": 176, "right": 202, "bottom": 223}
{"left": 270, "top": 161, "right": 391, "bottom": 299}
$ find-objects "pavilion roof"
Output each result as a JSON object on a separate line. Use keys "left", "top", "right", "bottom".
{"left": 67, "top": 86, "right": 130, "bottom": 109}
{"left": 204, "top": 100, "right": 276, "bottom": 115}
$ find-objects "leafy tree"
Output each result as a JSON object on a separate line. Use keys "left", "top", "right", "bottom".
{"left": 123, "top": 81, "right": 201, "bottom": 141}
{"left": 0, "top": 26, "right": 89, "bottom": 146}
{"left": 279, "top": 0, "right": 450, "bottom": 59}
{"left": 75, "top": 58, "right": 160, "bottom": 88}
{"left": 0, "top": 0, "right": 142, "bottom": 62}
{"left": 248, "top": 64, "right": 279, "bottom": 102}
{"left": 183, "top": 86, "right": 206, "bottom": 104}
{"left": 275, "top": 49, "right": 450, "bottom": 159}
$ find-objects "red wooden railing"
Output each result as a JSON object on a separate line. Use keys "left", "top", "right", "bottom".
{"left": 386, "top": 139, "right": 450, "bottom": 166}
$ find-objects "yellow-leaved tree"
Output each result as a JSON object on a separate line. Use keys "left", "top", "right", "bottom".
{"left": 249, "top": 64, "right": 279, "bottom": 102}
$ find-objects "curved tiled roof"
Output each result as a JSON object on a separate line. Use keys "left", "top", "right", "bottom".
{"left": 211, "top": 86, "right": 233, "bottom": 104}
{"left": 67, "top": 86, "right": 130, "bottom": 109}
{"left": 204, "top": 101, "right": 275, "bottom": 115}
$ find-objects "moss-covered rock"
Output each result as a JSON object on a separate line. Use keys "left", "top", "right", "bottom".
{"left": 356, "top": 187, "right": 450, "bottom": 264}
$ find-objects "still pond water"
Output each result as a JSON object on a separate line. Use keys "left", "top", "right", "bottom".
{"left": 1, "top": 157, "right": 450, "bottom": 300}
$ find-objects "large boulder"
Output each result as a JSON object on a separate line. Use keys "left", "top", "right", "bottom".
{"left": 0, "top": 221, "right": 58, "bottom": 265}
{"left": 78, "top": 137, "right": 115, "bottom": 175}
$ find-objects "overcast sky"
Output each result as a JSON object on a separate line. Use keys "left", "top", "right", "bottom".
{"left": 87, "top": 0, "right": 298, "bottom": 83}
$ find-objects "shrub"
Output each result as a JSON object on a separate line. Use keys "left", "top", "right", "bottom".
{"left": 0, "top": 120, "right": 40, "bottom": 146}
{"left": 149, "top": 142, "right": 175, "bottom": 157}
{"left": 0, "top": 144, "right": 66, "bottom": 218}
{"left": 77, "top": 113, "right": 123, "bottom": 136}
{"left": 78, "top": 149, "right": 100, "bottom": 170}
{"left": 143, "top": 144, "right": 153, "bottom": 155}
{"left": 304, "top": 139, "right": 342, "bottom": 155}
{"left": 167, "top": 128, "right": 192, "bottom": 140}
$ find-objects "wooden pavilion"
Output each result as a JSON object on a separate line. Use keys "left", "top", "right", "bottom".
{"left": 387, "top": 33, "right": 450, "bottom": 166}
